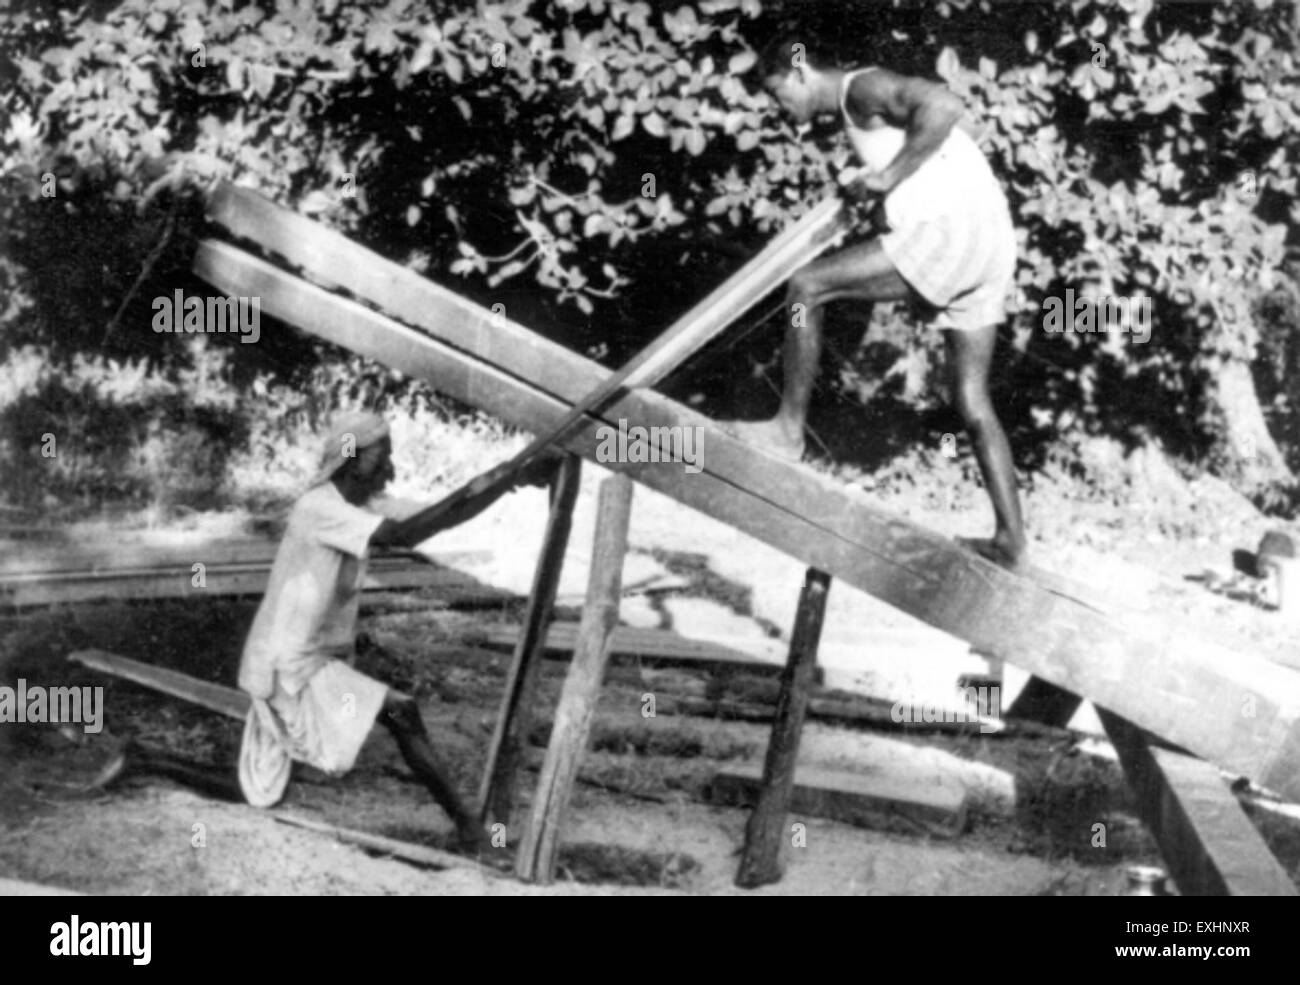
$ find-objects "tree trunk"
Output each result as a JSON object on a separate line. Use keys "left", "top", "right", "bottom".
{"left": 1211, "top": 357, "right": 1294, "bottom": 496}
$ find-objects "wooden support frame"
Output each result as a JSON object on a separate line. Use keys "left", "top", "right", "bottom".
{"left": 515, "top": 474, "right": 633, "bottom": 883}
{"left": 478, "top": 454, "right": 582, "bottom": 827}
{"left": 736, "top": 568, "right": 831, "bottom": 888}
{"left": 1007, "top": 676, "right": 1082, "bottom": 729}
{"left": 197, "top": 196, "right": 1300, "bottom": 801}
{"left": 1098, "top": 709, "right": 1297, "bottom": 896}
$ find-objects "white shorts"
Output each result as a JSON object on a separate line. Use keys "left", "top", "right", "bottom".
{"left": 878, "top": 192, "right": 1017, "bottom": 333}
{"left": 238, "top": 658, "right": 388, "bottom": 808}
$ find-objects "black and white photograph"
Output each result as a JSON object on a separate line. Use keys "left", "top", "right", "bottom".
{"left": 0, "top": 0, "right": 1297, "bottom": 920}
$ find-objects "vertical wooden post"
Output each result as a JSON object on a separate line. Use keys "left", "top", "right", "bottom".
{"left": 477, "top": 455, "right": 582, "bottom": 829}
{"left": 515, "top": 472, "right": 633, "bottom": 884}
{"left": 735, "top": 567, "right": 831, "bottom": 889}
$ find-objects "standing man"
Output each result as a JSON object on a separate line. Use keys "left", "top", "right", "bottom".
{"left": 98, "top": 411, "right": 552, "bottom": 852}
{"left": 727, "top": 41, "right": 1025, "bottom": 566}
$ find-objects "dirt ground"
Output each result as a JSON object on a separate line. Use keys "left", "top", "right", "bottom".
{"left": 3, "top": 438, "right": 1300, "bottom": 896}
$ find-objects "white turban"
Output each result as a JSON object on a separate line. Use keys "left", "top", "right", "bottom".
{"left": 309, "top": 410, "right": 390, "bottom": 487}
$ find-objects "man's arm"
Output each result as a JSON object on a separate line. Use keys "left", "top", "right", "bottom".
{"left": 369, "top": 454, "right": 559, "bottom": 549}
{"left": 846, "top": 69, "right": 965, "bottom": 195}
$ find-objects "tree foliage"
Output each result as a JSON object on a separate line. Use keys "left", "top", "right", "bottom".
{"left": 927, "top": 0, "right": 1296, "bottom": 484}
{"left": 3, "top": 0, "right": 1299, "bottom": 498}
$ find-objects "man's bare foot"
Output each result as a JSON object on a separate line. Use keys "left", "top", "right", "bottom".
{"left": 957, "top": 535, "right": 1027, "bottom": 571}
{"left": 718, "top": 419, "right": 805, "bottom": 462}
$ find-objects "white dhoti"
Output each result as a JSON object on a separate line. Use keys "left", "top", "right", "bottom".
{"left": 238, "top": 659, "right": 388, "bottom": 808}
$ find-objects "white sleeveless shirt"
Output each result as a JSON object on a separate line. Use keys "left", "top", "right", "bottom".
{"left": 841, "top": 68, "right": 1004, "bottom": 229}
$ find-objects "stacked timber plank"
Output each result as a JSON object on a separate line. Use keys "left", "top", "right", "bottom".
{"left": 195, "top": 184, "right": 1300, "bottom": 804}
{"left": 473, "top": 622, "right": 805, "bottom": 676}
{"left": 0, "top": 535, "right": 500, "bottom": 607}
{"left": 710, "top": 762, "right": 969, "bottom": 839}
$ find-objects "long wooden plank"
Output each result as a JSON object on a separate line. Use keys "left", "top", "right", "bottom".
{"left": 193, "top": 239, "right": 1300, "bottom": 801}
{"left": 67, "top": 648, "right": 250, "bottom": 720}
{"left": 1098, "top": 710, "right": 1297, "bottom": 896}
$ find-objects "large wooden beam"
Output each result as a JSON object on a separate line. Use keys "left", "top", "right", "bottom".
{"left": 194, "top": 230, "right": 1300, "bottom": 801}
{"left": 1099, "top": 710, "right": 1297, "bottom": 896}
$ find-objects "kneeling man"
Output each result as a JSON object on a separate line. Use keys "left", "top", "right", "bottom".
{"left": 101, "top": 411, "right": 550, "bottom": 851}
